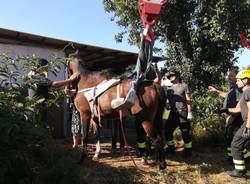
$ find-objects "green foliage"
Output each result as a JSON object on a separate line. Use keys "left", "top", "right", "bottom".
{"left": 0, "top": 96, "right": 51, "bottom": 184}
{"left": 102, "top": 0, "right": 249, "bottom": 144}
{"left": 0, "top": 53, "right": 66, "bottom": 183}
{"left": 103, "top": 0, "right": 250, "bottom": 89}
{"left": 192, "top": 89, "right": 225, "bottom": 145}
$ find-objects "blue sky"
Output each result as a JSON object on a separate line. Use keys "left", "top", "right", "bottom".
{"left": 0, "top": 0, "right": 248, "bottom": 68}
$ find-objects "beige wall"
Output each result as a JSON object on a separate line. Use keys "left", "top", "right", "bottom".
{"left": 0, "top": 43, "right": 65, "bottom": 81}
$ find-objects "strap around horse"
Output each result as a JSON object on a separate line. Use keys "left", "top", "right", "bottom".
{"left": 116, "top": 83, "right": 120, "bottom": 98}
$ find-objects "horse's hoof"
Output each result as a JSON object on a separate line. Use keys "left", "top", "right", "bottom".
{"left": 92, "top": 153, "right": 99, "bottom": 160}
{"left": 141, "top": 158, "right": 148, "bottom": 165}
{"left": 78, "top": 158, "right": 84, "bottom": 164}
{"left": 120, "top": 147, "right": 126, "bottom": 153}
{"left": 158, "top": 169, "right": 167, "bottom": 176}
{"left": 78, "top": 153, "right": 87, "bottom": 164}
{"left": 111, "top": 148, "right": 117, "bottom": 155}
{"left": 92, "top": 157, "right": 99, "bottom": 160}
{"left": 159, "top": 161, "right": 166, "bottom": 170}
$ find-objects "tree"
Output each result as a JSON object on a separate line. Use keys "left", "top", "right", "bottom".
{"left": 103, "top": 0, "right": 250, "bottom": 89}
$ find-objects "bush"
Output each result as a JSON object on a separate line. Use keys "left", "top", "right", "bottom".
{"left": 0, "top": 53, "right": 65, "bottom": 183}
{"left": 192, "top": 90, "right": 226, "bottom": 145}
{"left": 0, "top": 87, "right": 52, "bottom": 184}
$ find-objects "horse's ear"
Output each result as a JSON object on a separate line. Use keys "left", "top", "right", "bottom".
{"left": 75, "top": 49, "right": 79, "bottom": 55}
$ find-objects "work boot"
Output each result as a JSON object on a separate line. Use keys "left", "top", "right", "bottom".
{"left": 165, "top": 145, "right": 175, "bottom": 154}
{"left": 227, "top": 169, "right": 246, "bottom": 178}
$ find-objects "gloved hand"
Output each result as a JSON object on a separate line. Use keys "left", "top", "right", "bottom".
{"left": 242, "top": 127, "right": 250, "bottom": 139}
{"left": 187, "top": 112, "right": 194, "bottom": 120}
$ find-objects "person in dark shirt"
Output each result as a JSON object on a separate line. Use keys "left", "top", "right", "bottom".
{"left": 226, "top": 69, "right": 250, "bottom": 178}
{"left": 28, "top": 59, "right": 79, "bottom": 99}
{"left": 164, "top": 71, "right": 193, "bottom": 157}
{"left": 28, "top": 58, "right": 79, "bottom": 125}
{"left": 209, "top": 69, "right": 244, "bottom": 161}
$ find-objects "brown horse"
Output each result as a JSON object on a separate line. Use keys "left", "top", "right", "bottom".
{"left": 68, "top": 57, "right": 166, "bottom": 170}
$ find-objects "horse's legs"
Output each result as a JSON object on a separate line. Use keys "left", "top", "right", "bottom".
{"left": 153, "top": 108, "right": 166, "bottom": 171}
{"left": 139, "top": 116, "right": 166, "bottom": 170}
{"left": 134, "top": 114, "right": 150, "bottom": 165}
{"left": 119, "top": 120, "right": 125, "bottom": 149}
{"left": 142, "top": 120, "right": 165, "bottom": 170}
{"left": 93, "top": 138, "right": 101, "bottom": 158}
{"left": 92, "top": 119, "right": 101, "bottom": 159}
{"left": 79, "top": 112, "right": 91, "bottom": 161}
{"left": 111, "top": 118, "right": 125, "bottom": 151}
{"left": 111, "top": 119, "right": 118, "bottom": 150}
{"left": 154, "top": 134, "right": 166, "bottom": 170}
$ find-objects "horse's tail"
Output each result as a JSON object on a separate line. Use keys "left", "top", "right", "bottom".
{"left": 154, "top": 84, "right": 166, "bottom": 133}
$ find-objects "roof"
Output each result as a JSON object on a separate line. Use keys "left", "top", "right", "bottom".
{"left": 0, "top": 28, "right": 162, "bottom": 72}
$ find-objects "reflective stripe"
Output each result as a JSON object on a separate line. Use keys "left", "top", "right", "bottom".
{"left": 137, "top": 142, "right": 146, "bottom": 148}
{"left": 235, "top": 165, "right": 246, "bottom": 170}
{"left": 184, "top": 142, "right": 192, "bottom": 148}
{"left": 233, "top": 159, "right": 245, "bottom": 165}
{"left": 167, "top": 140, "right": 175, "bottom": 146}
{"left": 162, "top": 108, "right": 170, "bottom": 120}
{"left": 227, "top": 147, "right": 232, "bottom": 156}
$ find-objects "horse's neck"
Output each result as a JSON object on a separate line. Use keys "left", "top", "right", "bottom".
{"left": 69, "top": 60, "right": 80, "bottom": 73}
{"left": 78, "top": 74, "right": 107, "bottom": 90}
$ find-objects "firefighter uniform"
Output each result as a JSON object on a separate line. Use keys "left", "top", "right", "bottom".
{"left": 228, "top": 69, "right": 250, "bottom": 178}
{"left": 230, "top": 88, "right": 250, "bottom": 176}
{"left": 223, "top": 85, "right": 243, "bottom": 159}
{"left": 164, "top": 78, "right": 193, "bottom": 157}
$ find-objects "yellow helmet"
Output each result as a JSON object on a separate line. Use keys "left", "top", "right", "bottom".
{"left": 236, "top": 70, "right": 250, "bottom": 79}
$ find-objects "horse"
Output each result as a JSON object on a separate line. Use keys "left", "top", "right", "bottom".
{"left": 67, "top": 57, "right": 166, "bottom": 170}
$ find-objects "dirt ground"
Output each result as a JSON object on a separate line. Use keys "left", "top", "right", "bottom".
{"left": 48, "top": 134, "right": 250, "bottom": 184}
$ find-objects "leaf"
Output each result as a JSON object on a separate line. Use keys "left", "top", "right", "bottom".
{"left": 16, "top": 103, "right": 24, "bottom": 108}
{"left": 36, "top": 98, "right": 46, "bottom": 104}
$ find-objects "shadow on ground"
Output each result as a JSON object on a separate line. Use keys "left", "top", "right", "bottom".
{"left": 35, "top": 137, "right": 155, "bottom": 184}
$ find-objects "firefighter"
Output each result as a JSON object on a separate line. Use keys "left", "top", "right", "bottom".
{"left": 209, "top": 69, "right": 245, "bottom": 162}
{"left": 226, "top": 69, "right": 250, "bottom": 178}
{"left": 164, "top": 71, "right": 193, "bottom": 157}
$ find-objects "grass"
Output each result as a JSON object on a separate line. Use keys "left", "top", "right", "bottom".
{"left": 32, "top": 133, "right": 250, "bottom": 184}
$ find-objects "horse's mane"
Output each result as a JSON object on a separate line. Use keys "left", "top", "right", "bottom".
{"left": 73, "top": 57, "right": 156, "bottom": 81}
{"left": 78, "top": 59, "right": 124, "bottom": 80}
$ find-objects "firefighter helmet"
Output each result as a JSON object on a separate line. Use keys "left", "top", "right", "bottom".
{"left": 236, "top": 69, "right": 250, "bottom": 79}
